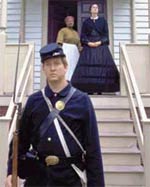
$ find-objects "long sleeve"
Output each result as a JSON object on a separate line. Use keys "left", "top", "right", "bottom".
{"left": 56, "top": 29, "right": 65, "bottom": 44}
{"left": 76, "top": 39, "right": 82, "bottom": 52}
{"left": 81, "top": 17, "right": 109, "bottom": 46}
{"left": 84, "top": 96, "right": 105, "bottom": 187}
{"left": 80, "top": 20, "right": 90, "bottom": 45}
{"left": 101, "top": 18, "right": 109, "bottom": 45}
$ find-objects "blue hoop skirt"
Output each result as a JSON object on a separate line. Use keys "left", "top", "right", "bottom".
{"left": 71, "top": 44, "right": 120, "bottom": 93}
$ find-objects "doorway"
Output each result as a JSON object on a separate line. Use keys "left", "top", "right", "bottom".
{"left": 48, "top": 0, "right": 77, "bottom": 43}
{"left": 48, "top": 0, "right": 107, "bottom": 43}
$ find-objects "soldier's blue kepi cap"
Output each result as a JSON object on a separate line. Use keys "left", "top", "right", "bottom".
{"left": 40, "top": 43, "right": 66, "bottom": 63}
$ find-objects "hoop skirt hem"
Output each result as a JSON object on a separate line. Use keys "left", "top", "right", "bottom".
{"left": 71, "top": 45, "right": 120, "bottom": 93}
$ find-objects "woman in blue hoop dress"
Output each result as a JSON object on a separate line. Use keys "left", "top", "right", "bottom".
{"left": 71, "top": 3, "right": 119, "bottom": 94}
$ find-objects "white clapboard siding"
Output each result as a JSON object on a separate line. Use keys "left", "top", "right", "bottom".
{"left": 6, "top": 0, "right": 21, "bottom": 42}
{"left": 113, "top": 0, "right": 132, "bottom": 65}
{"left": 135, "top": 0, "right": 149, "bottom": 43}
{"left": 25, "top": 0, "right": 42, "bottom": 91}
{"left": 6, "top": 0, "right": 42, "bottom": 91}
{"left": 5, "top": 0, "right": 150, "bottom": 90}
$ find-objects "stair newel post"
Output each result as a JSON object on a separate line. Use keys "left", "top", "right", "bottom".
{"left": 143, "top": 120, "right": 150, "bottom": 187}
{"left": 0, "top": 31, "right": 6, "bottom": 94}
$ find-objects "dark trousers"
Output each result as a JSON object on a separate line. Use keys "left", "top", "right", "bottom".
{"left": 24, "top": 178, "right": 82, "bottom": 187}
{"left": 24, "top": 167, "right": 82, "bottom": 187}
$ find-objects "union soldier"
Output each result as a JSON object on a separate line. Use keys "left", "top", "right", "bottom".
{"left": 5, "top": 43, "right": 105, "bottom": 187}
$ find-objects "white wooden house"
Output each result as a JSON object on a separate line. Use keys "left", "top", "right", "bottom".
{"left": 4, "top": 0, "right": 150, "bottom": 90}
{"left": 0, "top": 0, "right": 150, "bottom": 187}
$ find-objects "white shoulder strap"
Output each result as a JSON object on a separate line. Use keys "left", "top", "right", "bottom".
{"left": 41, "top": 88, "right": 87, "bottom": 186}
{"left": 41, "top": 88, "right": 86, "bottom": 154}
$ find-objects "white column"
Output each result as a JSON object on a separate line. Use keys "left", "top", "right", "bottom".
{"left": 40, "top": 0, "right": 48, "bottom": 89}
{"left": 0, "top": 31, "right": 6, "bottom": 94}
{"left": 148, "top": 0, "right": 150, "bottom": 43}
{"left": 107, "top": 0, "right": 114, "bottom": 55}
{"left": 131, "top": 0, "right": 137, "bottom": 43}
{"left": 0, "top": 1, "right": 7, "bottom": 95}
{"left": 1, "top": 0, "right": 7, "bottom": 29}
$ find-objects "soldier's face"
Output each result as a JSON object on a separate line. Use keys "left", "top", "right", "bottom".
{"left": 42, "top": 57, "right": 68, "bottom": 83}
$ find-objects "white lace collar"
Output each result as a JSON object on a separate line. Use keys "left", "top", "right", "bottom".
{"left": 90, "top": 16, "right": 99, "bottom": 20}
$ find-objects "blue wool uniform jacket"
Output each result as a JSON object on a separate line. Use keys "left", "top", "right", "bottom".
{"left": 7, "top": 83, "right": 105, "bottom": 187}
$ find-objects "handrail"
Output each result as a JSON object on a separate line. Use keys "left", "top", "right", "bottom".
{"left": 120, "top": 43, "right": 150, "bottom": 187}
{"left": 6, "top": 44, "right": 33, "bottom": 118}
{"left": 0, "top": 42, "right": 34, "bottom": 186}
{"left": 121, "top": 44, "right": 147, "bottom": 121}
{"left": 8, "top": 64, "right": 32, "bottom": 143}
{"left": 4, "top": 43, "right": 34, "bottom": 143}
{"left": 122, "top": 64, "right": 144, "bottom": 158}
{"left": 120, "top": 44, "right": 147, "bottom": 162}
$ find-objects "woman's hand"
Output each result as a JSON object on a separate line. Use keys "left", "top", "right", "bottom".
{"left": 88, "top": 41, "right": 102, "bottom": 47}
{"left": 88, "top": 42, "right": 96, "bottom": 47}
{"left": 95, "top": 41, "right": 102, "bottom": 46}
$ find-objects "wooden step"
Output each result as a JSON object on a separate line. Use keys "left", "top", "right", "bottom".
{"left": 100, "top": 132, "right": 137, "bottom": 148}
{"left": 102, "top": 147, "right": 141, "bottom": 166}
{"left": 95, "top": 107, "right": 131, "bottom": 120}
{"left": 104, "top": 165, "right": 144, "bottom": 186}
{"left": 90, "top": 94, "right": 150, "bottom": 107}
{"left": 0, "top": 95, "right": 11, "bottom": 106}
{"left": 98, "top": 119, "right": 133, "bottom": 133}
{"left": 91, "top": 95, "right": 130, "bottom": 108}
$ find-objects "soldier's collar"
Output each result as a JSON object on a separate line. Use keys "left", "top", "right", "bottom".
{"left": 45, "top": 82, "right": 72, "bottom": 98}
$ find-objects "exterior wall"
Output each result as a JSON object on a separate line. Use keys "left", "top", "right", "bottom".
{"left": 112, "top": 0, "right": 132, "bottom": 65}
{"left": 6, "top": 0, "right": 21, "bottom": 42}
{"left": 0, "top": 0, "right": 1, "bottom": 26}
{"left": 112, "top": 0, "right": 149, "bottom": 65}
{"left": 25, "top": 0, "right": 42, "bottom": 91}
{"left": 135, "top": 0, "right": 149, "bottom": 43}
{"left": 6, "top": 0, "right": 42, "bottom": 91}
{"left": 6, "top": 0, "right": 150, "bottom": 90}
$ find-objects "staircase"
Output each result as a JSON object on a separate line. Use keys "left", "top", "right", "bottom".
{"left": 0, "top": 106, "right": 8, "bottom": 116}
{"left": 0, "top": 94, "right": 147, "bottom": 187}
{"left": 91, "top": 95, "right": 145, "bottom": 187}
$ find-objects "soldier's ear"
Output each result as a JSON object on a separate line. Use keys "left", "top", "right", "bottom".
{"left": 41, "top": 63, "right": 45, "bottom": 71}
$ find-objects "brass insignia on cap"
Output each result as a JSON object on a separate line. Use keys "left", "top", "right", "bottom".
{"left": 55, "top": 100, "right": 65, "bottom": 111}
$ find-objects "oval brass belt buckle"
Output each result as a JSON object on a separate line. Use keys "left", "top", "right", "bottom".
{"left": 45, "top": 155, "right": 59, "bottom": 166}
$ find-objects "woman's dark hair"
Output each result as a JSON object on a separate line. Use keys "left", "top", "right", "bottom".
{"left": 64, "top": 16, "right": 74, "bottom": 23}
{"left": 89, "top": 3, "right": 99, "bottom": 12}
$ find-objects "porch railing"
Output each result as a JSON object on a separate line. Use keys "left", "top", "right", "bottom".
{"left": 0, "top": 42, "right": 34, "bottom": 187}
{"left": 120, "top": 43, "right": 150, "bottom": 187}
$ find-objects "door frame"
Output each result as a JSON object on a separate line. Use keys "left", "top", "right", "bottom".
{"left": 41, "top": 0, "right": 114, "bottom": 87}
{"left": 42, "top": 0, "right": 113, "bottom": 46}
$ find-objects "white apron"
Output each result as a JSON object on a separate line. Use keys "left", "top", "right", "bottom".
{"left": 62, "top": 43, "right": 79, "bottom": 81}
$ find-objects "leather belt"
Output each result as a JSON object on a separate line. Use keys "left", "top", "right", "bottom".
{"left": 41, "top": 154, "right": 85, "bottom": 166}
